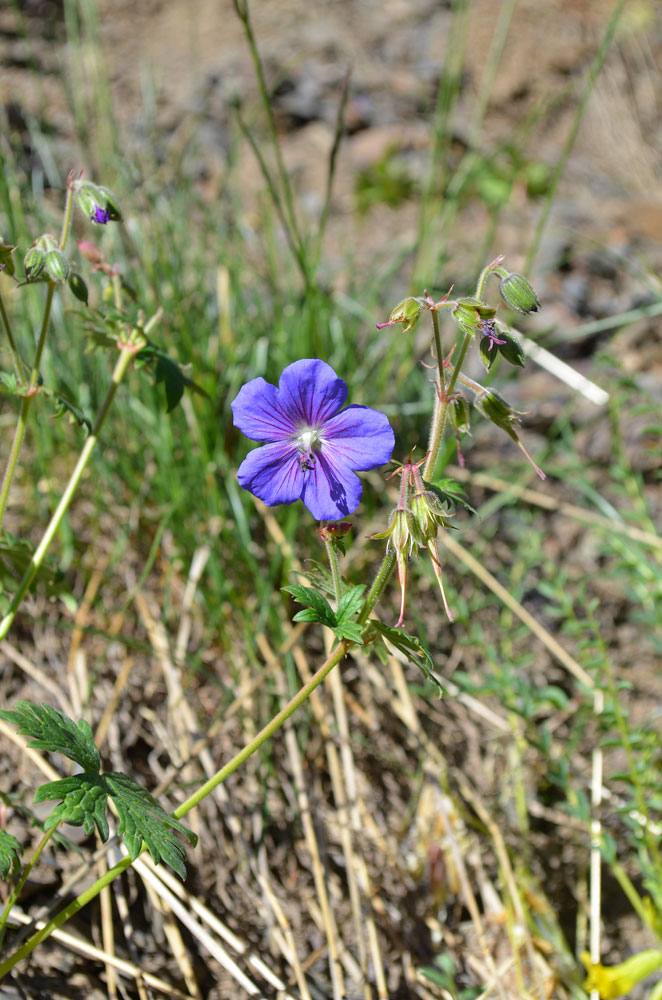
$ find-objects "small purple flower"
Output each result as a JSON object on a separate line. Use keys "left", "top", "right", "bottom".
{"left": 90, "top": 203, "right": 110, "bottom": 225}
{"left": 479, "top": 318, "right": 507, "bottom": 350}
{"left": 231, "top": 359, "right": 395, "bottom": 521}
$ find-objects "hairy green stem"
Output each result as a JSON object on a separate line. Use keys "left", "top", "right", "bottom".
{"left": 357, "top": 551, "right": 396, "bottom": 626}
{"left": 324, "top": 537, "right": 343, "bottom": 606}
{"left": 424, "top": 329, "right": 472, "bottom": 481}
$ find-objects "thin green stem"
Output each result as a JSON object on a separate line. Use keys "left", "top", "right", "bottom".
{"left": 232, "top": 0, "right": 309, "bottom": 285}
{"left": 423, "top": 330, "right": 472, "bottom": 481}
{"left": 0, "top": 287, "right": 24, "bottom": 380}
{"left": 0, "top": 282, "right": 56, "bottom": 530}
{"left": 58, "top": 185, "right": 75, "bottom": 252}
{"left": 0, "top": 826, "right": 58, "bottom": 948}
{"left": 0, "top": 340, "right": 140, "bottom": 641}
{"left": 0, "top": 182, "right": 76, "bottom": 531}
{"left": 324, "top": 538, "right": 343, "bottom": 606}
{"left": 0, "top": 851, "right": 132, "bottom": 977}
{"left": 523, "top": 0, "right": 624, "bottom": 273}
{"left": 357, "top": 551, "right": 397, "bottom": 626}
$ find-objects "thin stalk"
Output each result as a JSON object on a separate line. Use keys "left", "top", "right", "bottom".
{"left": 357, "top": 551, "right": 396, "bottom": 626}
{"left": 324, "top": 538, "right": 343, "bottom": 606}
{"left": 312, "top": 70, "right": 349, "bottom": 276}
{"left": 0, "top": 282, "right": 56, "bottom": 529}
{"left": 0, "top": 183, "right": 75, "bottom": 530}
{"left": 232, "top": 0, "right": 309, "bottom": 284}
{"left": 0, "top": 826, "right": 58, "bottom": 948}
{"left": 424, "top": 330, "right": 472, "bottom": 480}
{"left": 523, "top": 0, "right": 624, "bottom": 273}
{"left": 0, "top": 641, "right": 350, "bottom": 976}
{"left": 0, "top": 338, "right": 142, "bottom": 641}
{"left": 0, "top": 287, "right": 24, "bottom": 380}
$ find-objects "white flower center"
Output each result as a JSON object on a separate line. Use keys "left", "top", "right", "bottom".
{"left": 294, "top": 426, "right": 323, "bottom": 471}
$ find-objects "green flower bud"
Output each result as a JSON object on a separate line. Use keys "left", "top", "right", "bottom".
{"left": 496, "top": 328, "right": 525, "bottom": 367}
{"left": 474, "top": 389, "right": 521, "bottom": 435}
{"left": 452, "top": 297, "right": 496, "bottom": 337}
{"left": 72, "top": 180, "right": 122, "bottom": 225}
{"left": 68, "top": 272, "right": 89, "bottom": 304}
{"left": 24, "top": 246, "right": 46, "bottom": 281}
{"left": 44, "top": 249, "right": 70, "bottom": 282}
{"left": 498, "top": 272, "right": 540, "bottom": 313}
{"left": 410, "top": 488, "right": 452, "bottom": 543}
{"left": 449, "top": 395, "right": 471, "bottom": 435}
{"left": 377, "top": 296, "right": 424, "bottom": 332}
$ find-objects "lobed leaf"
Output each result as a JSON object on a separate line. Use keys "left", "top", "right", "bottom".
{"left": 282, "top": 585, "right": 336, "bottom": 627}
{"left": 336, "top": 585, "right": 366, "bottom": 623}
{"left": 36, "top": 774, "right": 109, "bottom": 840}
{"left": 104, "top": 772, "right": 197, "bottom": 879}
{"left": 0, "top": 829, "right": 22, "bottom": 879}
{"left": 0, "top": 702, "right": 100, "bottom": 772}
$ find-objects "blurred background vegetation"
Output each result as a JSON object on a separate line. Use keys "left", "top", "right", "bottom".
{"left": 1, "top": 0, "right": 662, "bottom": 997}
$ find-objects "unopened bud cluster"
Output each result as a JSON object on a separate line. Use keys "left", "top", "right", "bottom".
{"left": 24, "top": 235, "right": 70, "bottom": 283}
{"left": 373, "top": 460, "right": 453, "bottom": 625}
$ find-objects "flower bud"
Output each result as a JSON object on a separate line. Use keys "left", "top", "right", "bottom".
{"left": 44, "top": 249, "right": 70, "bottom": 282}
{"left": 68, "top": 272, "right": 89, "bottom": 304}
{"left": 449, "top": 395, "right": 471, "bottom": 435}
{"left": 495, "top": 327, "right": 525, "bottom": 367}
{"left": 24, "top": 234, "right": 59, "bottom": 282}
{"left": 372, "top": 507, "right": 417, "bottom": 627}
{"left": 73, "top": 180, "right": 122, "bottom": 225}
{"left": 452, "top": 298, "right": 496, "bottom": 337}
{"left": 0, "top": 240, "right": 16, "bottom": 277}
{"left": 410, "top": 487, "right": 452, "bottom": 544}
{"left": 377, "top": 296, "right": 424, "bottom": 332}
{"left": 498, "top": 272, "right": 540, "bottom": 313}
{"left": 474, "top": 389, "right": 520, "bottom": 434}
{"left": 24, "top": 245, "right": 46, "bottom": 281}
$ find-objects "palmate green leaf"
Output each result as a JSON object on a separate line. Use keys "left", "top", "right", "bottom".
{"left": 283, "top": 584, "right": 336, "bottom": 627}
{"left": 0, "top": 829, "right": 22, "bottom": 879}
{"left": 0, "top": 702, "right": 100, "bottom": 772}
{"left": 336, "top": 585, "right": 365, "bottom": 622}
{"left": 332, "top": 622, "right": 364, "bottom": 644}
{"left": 136, "top": 341, "right": 208, "bottom": 413}
{"left": 103, "top": 772, "right": 197, "bottom": 878}
{"left": 33, "top": 771, "right": 197, "bottom": 879}
{"left": 36, "top": 774, "right": 109, "bottom": 840}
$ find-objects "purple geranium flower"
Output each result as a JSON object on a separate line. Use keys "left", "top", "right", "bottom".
{"left": 231, "top": 359, "right": 395, "bottom": 521}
